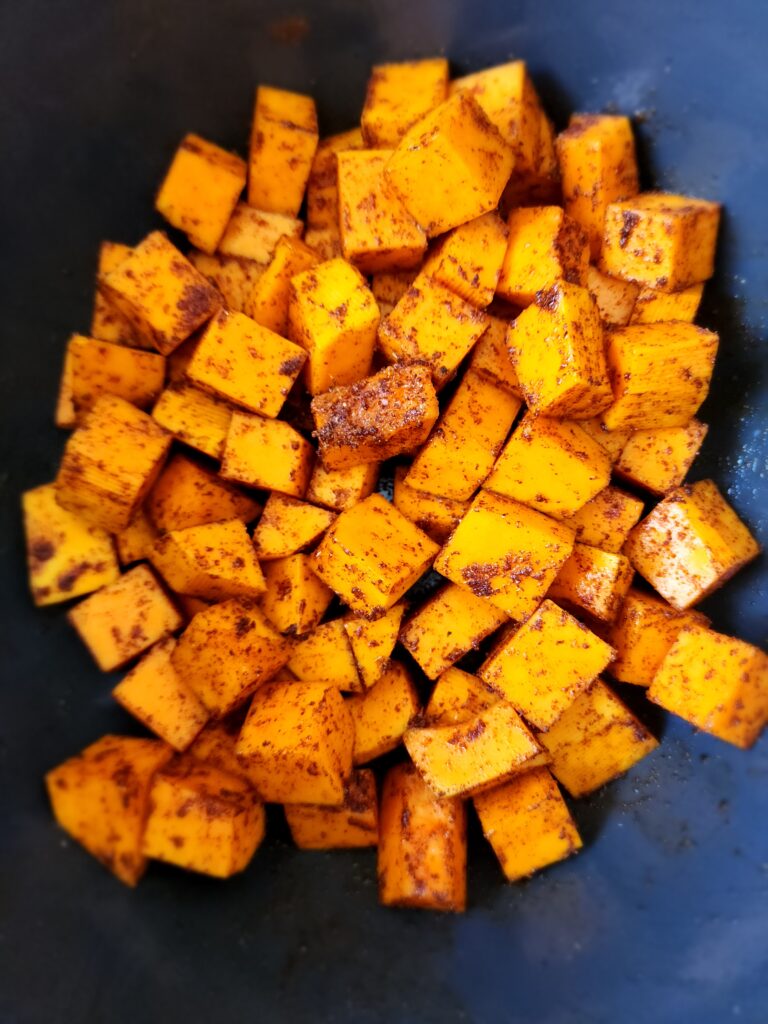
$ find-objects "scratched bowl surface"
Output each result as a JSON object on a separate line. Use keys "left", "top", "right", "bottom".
{"left": 1, "top": 1, "right": 767, "bottom": 1022}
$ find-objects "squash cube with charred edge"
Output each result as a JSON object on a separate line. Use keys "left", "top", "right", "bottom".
{"left": 116, "top": 508, "right": 159, "bottom": 566}
{"left": 143, "top": 759, "right": 265, "bottom": 877}
{"left": 649, "top": 625, "right": 768, "bottom": 749}
{"left": 187, "top": 309, "right": 305, "bottom": 418}
{"left": 247, "top": 86, "right": 318, "bottom": 216}
{"left": 152, "top": 382, "right": 234, "bottom": 461}
{"left": 285, "top": 769, "right": 378, "bottom": 849}
{"left": 113, "top": 637, "right": 209, "bottom": 750}
{"left": 221, "top": 412, "right": 313, "bottom": 497}
{"left": 548, "top": 542, "right": 634, "bottom": 623}
{"left": 435, "top": 491, "right": 575, "bottom": 621}
{"left": 393, "top": 467, "right": 468, "bottom": 544}
{"left": 148, "top": 519, "right": 265, "bottom": 601}
{"left": 287, "top": 619, "right": 362, "bottom": 691}
{"left": 384, "top": 93, "right": 515, "bottom": 237}
{"left": 172, "top": 598, "right": 291, "bottom": 717}
{"left": 406, "top": 369, "right": 521, "bottom": 502}
{"left": 378, "top": 276, "right": 489, "bottom": 389}
{"left": 22, "top": 483, "right": 120, "bottom": 606}
{"left": 307, "top": 128, "right": 364, "bottom": 230}
{"left": 624, "top": 481, "right": 761, "bottom": 611}
{"left": 423, "top": 211, "right": 508, "bottom": 308}
{"left": 539, "top": 679, "right": 659, "bottom": 798}
{"left": 378, "top": 762, "right": 466, "bottom": 912}
{"left": 98, "top": 231, "right": 221, "bottom": 355}
{"left": 474, "top": 768, "right": 582, "bottom": 882}
{"left": 404, "top": 699, "right": 545, "bottom": 799}
{"left": 312, "top": 364, "right": 439, "bottom": 471}
{"left": 337, "top": 150, "right": 427, "bottom": 273}
{"left": 91, "top": 241, "right": 142, "bottom": 347}
{"left": 509, "top": 281, "right": 612, "bottom": 419}
{"left": 146, "top": 453, "right": 260, "bottom": 533}
{"left": 585, "top": 266, "right": 639, "bottom": 327}
{"left": 614, "top": 420, "right": 708, "bottom": 495}
{"left": 602, "top": 323, "right": 718, "bottom": 431}
{"left": 260, "top": 553, "right": 334, "bottom": 635}
{"left": 497, "top": 206, "right": 589, "bottom": 306}
{"left": 188, "top": 719, "right": 251, "bottom": 781}
{"left": 245, "top": 236, "right": 319, "bottom": 336}
{"left": 306, "top": 460, "right": 379, "bottom": 512}
{"left": 46, "top": 735, "right": 173, "bottom": 886}
{"left": 236, "top": 682, "right": 354, "bottom": 804}
{"left": 605, "top": 588, "right": 710, "bottom": 687}
{"left": 313, "top": 494, "right": 439, "bottom": 618}
{"left": 425, "top": 666, "right": 498, "bottom": 726}
{"left": 559, "top": 485, "right": 644, "bottom": 554}
{"left": 56, "top": 334, "right": 166, "bottom": 428}
{"left": 400, "top": 581, "right": 509, "bottom": 680}
{"left": 188, "top": 250, "right": 266, "bottom": 312}
{"left": 486, "top": 413, "right": 612, "bottom": 518}
{"left": 68, "top": 564, "right": 182, "bottom": 671}
{"left": 361, "top": 58, "right": 449, "bottom": 148}
{"left": 252, "top": 493, "right": 335, "bottom": 560}
{"left": 556, "top": 114, "right": 639, "bottom": 258}
{"left": 467, "top": 315, "right": 521, "bottom": 395}
{"left": 347, "top": 661, "right": 420, "bottom": 764}
{"left": 56, "top": 394, "right": 172, "bottom": 534}
{"left": 600, "top": 192, "right": 721, "bottom": 292}
{"left": 343, "top": 603, "right": 405, "bottom": 690}
{"left": 631, "top": 282, "right": 704, "bottom": 324}
{"left": 155, "top": 134, "right": 247, "bottom": 254}
{"left": 371, "top": 268, "right": 419, "bottom": 317}
{"left": 479, "top": 599, "right": 614, "bottom": 731}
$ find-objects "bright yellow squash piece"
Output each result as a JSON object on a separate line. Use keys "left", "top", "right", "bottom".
{"left": 247, "top": 85, "right": 319, "bottom": 216}
{"left": 306, "top": 460, "right": 379, "bottom": 512}
{"left": 614, "top": 420, "right": 708, "bottom": 495}
{"left": 285, "top": 769, "right": 378, "bottom": 849}
{"left": 393, "top": 467, "right": 468, "bottom": 544}
{"left": 548, "top": 542, "right": 634, "bottom": 623}
{"left": 221, "top": 411, "right": 314, "bottom": 498}
{"left": 361, "top": 58, "right": 449, "bottom": 147}
{"left": 425, "top": 211, "right": 508, "bottom": 307}
{"left": 252, "top": 493, "right": 335, "bottom": 560}
{"left": 343, "top": 603, "right": 405, "bottom": 690}
{"left": 425, "top": 666, "right": 498, "bottom": 726}
{"left": 260, "top": 553, "right": 334, "bottom": 636}
{"left": 347, "top": 661, "right": 420, "bottom": 763}
{"left": 146, "top": 452, "right": 260, "bottom": 532}
{"left": 151, "top": 382, "right": 234, "bottom": 461}
{"left": 149, "top": 519, "right": 265, "bottom": 600}
{"left": 287, "top": 619, "right": 362, "bottom": 691}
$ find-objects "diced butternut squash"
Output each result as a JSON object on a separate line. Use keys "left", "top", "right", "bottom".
{"left": 307, "top": 128, "right": 364, "bottom": 230}
{"left": 378, "top": 762, "right": 466, "bottom": 912}
{"left": 576, "top": 416, "right": 632, "bottom": 463}
{"left": 624, "top": 481, "right": 761, "bottom": 610}
{"left": 115, "top": 508, "right": 159, "bottom": 566}
{"left": 247, "top": 85, "right": 318, "bottom": 215}
{"left": 560, "top": 485, "right": 644, "bottom": 553}
{"left": 548, "top": 542, "right": 634, "bottom": 623}
{"left": 90, "top": 241, "right": 141, "bottom": 346}
{"left": 585, "top": 265, "right": 639, "bottom": 327}
{"left": 306, "top": 460, "right": 379, "bottom": 512}
{"left": 343, "top": 603, "right": 405, "bottom": 690}
{"left": 371, "top": 268, "right": 418, "bottom": 317}
{"left": 244, "top": 236, "right": 319, "bottom": 335}
{"left": 393, "top": 466, "right": 468, "bottom": 544}
{"left": 304, "top": 226, "right": 343, "bottom": 261}
{"left": 313, "top": 494, "right": 439, "bottom": 618}
{"left": 287, "top": 619, "right": 362, "bottom": 691}
{"left": 22, "top": 483, "right": 119, "bottom": 605}
{"left": 312, "top": 364, "right": 439, "bottom": 470}
{"left": 468, "top": 315, "right": 521, "bottom": 395}
{"left": 425, "top": 666, "right": 498, "bottom": 726}
{"left": 260, "top": 553, "right": 334, "bottom": 635}
{"left": 152, "top": 382, "right": 234, "bottom": 460}
{"left": 347, "top": 661, "right": 420, "bottom": 763}
{"left": 148, "top": 519, "right": 264, "bottom": 600}
{"left": 252, "top": 493, "right": 335, "bottom": 560}
{"left": 497, "top": 206, "right": 589, "bottom": 305}
{"left": 221, "top": 411, "right": 313, "bottom": 497}
{"left": 188, "top": 250, "right": 266, "bottom": 312}
{"left": 155, "top": 133, "right": 247, "bottom": 253}
{"left": 146, "top": 452, "right": 260, "bottom": 532}
{"left": 630, "top": 282, "right": 703, "bottom": 324}
{"left": 614, "top": 420, "right": 708, "bottom": 495}
{"left": 236, "top": 681, "right": 354, "bottom": 803}
{"left": 426, "top": 212, "right": 508, "bottom": 307}
{"left": 218, "top": 203, "right": 303, "bottom": 263}
{"left": 46, "top": 735, "right": 172, "bottom": 886}
{"left": 362, "top": 58, "right": 449, "bottom": 148}
{"left": 188, "top": 718, "right": 250, "bottom": 781}
{"left": 285, "top": 769, "right": 378, "bottom": 849}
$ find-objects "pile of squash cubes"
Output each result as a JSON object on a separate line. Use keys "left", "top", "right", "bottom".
{"left": 27, "top": 57, "right": 767, "bottom": 910}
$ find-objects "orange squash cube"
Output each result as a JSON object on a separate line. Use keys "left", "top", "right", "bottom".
{"left": 370, "top": 268, "right": 419, "bottom": 317}
{"left": 343, "top": 603, "right": 405, "bottom": 690}
{"left": 221, "top": 411, "right": 313, "bottom": 497}
{"left": 307, "top": 128, "right": 364, "bottom": 230}
{"left": 560, "top": 485, "right": 644, "bottom": 554}
{"left": 393, "top": 467, "right": 468, "bottom": 544}
{"left": 149, "top": 519, "right": 264, "bottom": 600}
{"left": 576, "top": 416, "right": 632, "bottom": 463}
{"left": 244, "top": 236, "right": 318, "bottom": 336}
{"left": 187, "top": 718, "right": 251, "bottom": 781}
{"left": 362, "top": 58, "right": 449, "bottom": 148}
{"left": 347, "top": 661, "right": 420, "bottom": 763}
{"left": 188, "top": 250, "right": 266, "bottom": 313}
{"left": 217, "top": 204, "right": 303, "bottom": 264}
{"left": 260, "top": 553, "right": 333, "bottom": 636}
{"left": 615, "top": 420, "right": 708, "bottom": 495}
{"left": 247, "top": 85, "right": 318, "bottom": 216}
{"left": 287, "top": 619, "right": 362, "bottom": 691}
{"left": 115, "top": 508, "right": 159, "bottom": 566}
{"left": 426, "top": 212, "right": 508, "bottom": 307}
{"left": 424, "top": 666, "right": 498, "bottom": 726}
{"left": 630, "top": 282, "right": 704, "bottom": 324}
{"left": 152, "top": 382, "right": 234, "bottom": 461}
{"left": 252, "top": 493, "right": 335, "bottom": 560}
{"left": 285, "top": 769, "right": 378, "bottom": 850}
{"left": 146, "top": 453, "right": 260, "bottom": 532}
{"left": 467, "top": 315, "right": 521, "bottom": 395}
{"left": 304, "top": 226, "right": 343, "bottom": 261}
{"left": 306, "top": 460, "right": 379, "bottom": 512}
{"left": 90, "top": 241, "right": 141, "bottom": 346}
{"left": 585, "top": 265, "right": 639, "bottom": 327}
{"left": 548, "top": 542, "right": 634, "bottom": 623}
{"left": 497, "top": 206, "right": 589, "bottom": 306}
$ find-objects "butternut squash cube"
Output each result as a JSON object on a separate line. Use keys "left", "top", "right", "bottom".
{"left": 288, "top": 258, "right": 380, "bottom": 395}
{"left": 601, "top": 192, "right": 721, "bottom": 291}
{"left": 312, "top": 363, "right": 439, "bottom": 470}
{"left": 188, "top": 250, "right": 266, "bottom": 311}
{"left": 155, "top": 133, "right": 247, "bottom": 254}
{"left": 510, "top": 281, "right": 612, "bottom": 418}
{"left": 425, "top": 666, "right": 498, "bottom": 726}
{"left": 585, "top": 265, "right": 639, "bottom": 327}
{"left": 244, "top": 236, "right": 318, "bottom": 336}
{"left": 605, "top": 588, "right": 710, "bottom": 687}
{"left": 560, "top": 485, "right": 644, "bottom": 554}
{"left": 615, "top": 420, "right": 708, "bottom": 495}
{"left": 307, "top": 128, "right": 364, "bottom": 230}
{"left": 576, "top": 416, "right": 632, "bottom": 463}
{"left": 304, "top": 226, "right": 343, "bottom": 261}
{"left": 548, "top": 542, "right": 634, "bottom": 623}
{"left": 426, "top": 212, "right": 508, "bottom": 307}
{"left": 22, "top": 483, "right": 119, "bottom": 606}
{"left": 362, "top": 58, "right": 449, "bottom": 148}
{"left": 143, "top": 759, "right": 265, "bottom": 876}
{"left": 497, "top": 206, "right": 589, "bottom": 306}
{"left": 486, "top": 413, "right": 611, "bottom": 518}
{"left": 113, "top": 637, "right": 209, "bottom": 750}
{"left": 384, "top": 93, "right": 515, "bottom": 236}
{"left": 379, "top": 277, "right": 489, "bottom": 388}
{"left": 306, "top": 460, "right": 379, "bottom": 512}
{"left": 99, "top": 231, "right": 221, "bottom": 354}
{"left": 393, "top": 466, "right": 468, "bottom": 544}
{"left": 347, "top": 661, "right": 420, "bottom": 764}
{"left": 221, "top": 411, "right": 313, "bottom": 497}
{"left": 285, "top": 769, "right": 378, "bottom": 849}
{"left": 287, "top": 619, "right": 362, "bottom": 691}
{"left": 540, "top": 679, "right": 658, "bottom": 797}
{"left": 378, "top": 762, "right": 466, "bottom": 912}
{"left": 236, "top": 681, "right": 354, "bottom": 803}
{"left": 602, "top": 322, "right": 718, "bottom": 430}
{"left": 337, "top": 150, "right": 427, "bottom": 273}
{"left": 371, "top": 268, "right": 418, "bottom": 317}
{"left": 434, "top": 491, "right": 575, "bottom": 620}
{"left": 649, "top": 625, "right": 768, "bottom": 749}
{"left": 115, "top": 508, "right": 159, "bottom": 566}
{"left": 556, "top": 114, "right": 639, "bottom": 258}
{"left": 343, "top": 603, "right": 405, "bottom": 690}
{"left": 252, "top": 493, "right": 335, "bottom": 560}
{"left": 400, "top": 581, "right": 508, "bottom": 679}
{"left": 91, "top": 241, "right": 141, "bottom": 346}
{"left": 467, "top": 315, "right": 521, "bottom": 396}
{"left": 172, "top": 598, "right": 291, "bottom": 716}
{"left": 313, "top": 494, "right": 439, "bottom": 618}
{"left": 68, "top": 564, "right": 182, "bottom": 671}
{"left": 624, "top": 481, "right": 760, "bottom": 610}
{"left": 260, "top": 553, "right": 333, "bottom": 635}
{"left": 56, "top": 395, "right": 172, "bottom": 533}
{"left": 247, "top": 85, "right": 318, "bottom": 215}
{"left": 630, "top": 282, "right": 703, "bottom": 324}
{"left": 188, "top": 718, "right": 251, "bottom": 781}
{"left": 405, "top": 700, "right": 544, "bottom": 798}
{"left": 152, "top": 382, "right": 234, "bottom": 460}
{"left": 406, "top": 369, "right": 521, "bottom": 501}
{"left": 46, "top": 735, "right": 172, "bottom": 886}
{"left": 218, "top": 203, "right": 303, "bottom": 263}
{"left": 149, "top": 519, "right": 265, "bottom": 600}
{"left": 147, "top": 453, "right": 260, "bottom": 532}
{"left": 474, "top": 768, "right": 582, "bottom": 882}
